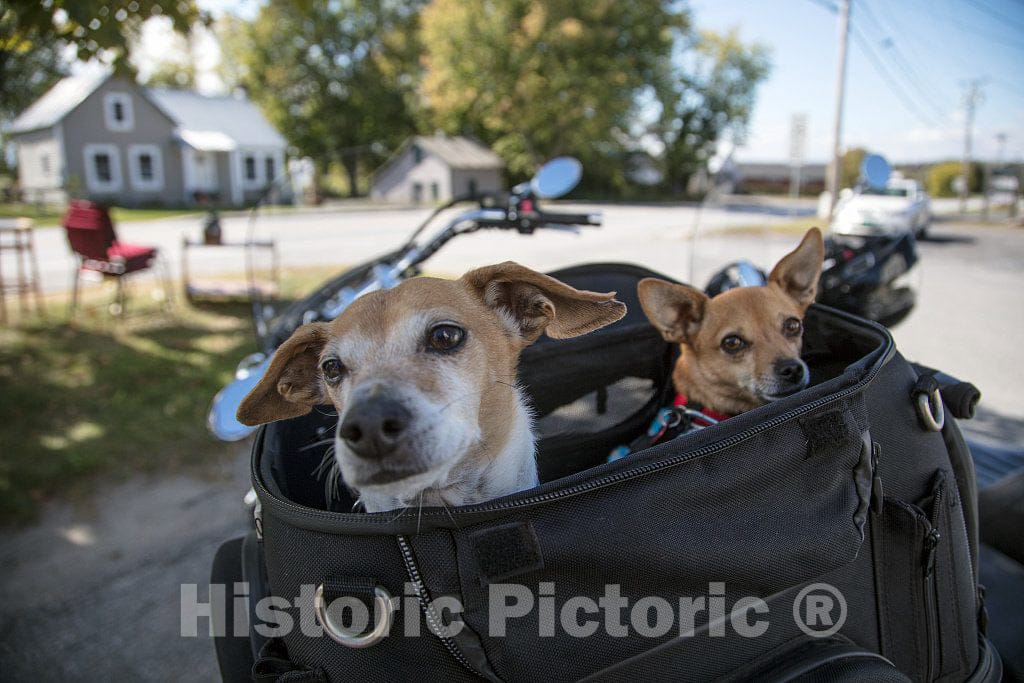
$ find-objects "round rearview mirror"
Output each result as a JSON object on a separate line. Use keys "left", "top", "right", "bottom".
{"left": 531, "top": 156, "right": 583, "bottom": 199}
{"left": 861, "top": 154, "right": 892, "bottom": 190}
{"left": 207, "top": 357, "right": 270, "bottom": 441}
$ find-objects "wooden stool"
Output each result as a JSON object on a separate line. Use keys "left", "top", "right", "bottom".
{"left": 0, "top": 217, "right": 46, "bottom": 323}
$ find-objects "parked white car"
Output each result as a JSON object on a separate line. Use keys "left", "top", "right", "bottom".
{"left": 832, "top": 178, "right": 931, "bottom": 238}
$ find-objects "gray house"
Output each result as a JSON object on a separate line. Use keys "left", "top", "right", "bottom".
{"left": 7, "top": 71, "right": 287, "bottom": 207}
{"left": 371, "top": 134, "right": 504, "bottom": 203}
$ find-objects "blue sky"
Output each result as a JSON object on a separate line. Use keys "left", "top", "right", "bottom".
{"left": 692, "top": 0, "right": 1024, "bottom": 163}
{"left": 172, "top": 0, "right": 1024, "bottom": 165}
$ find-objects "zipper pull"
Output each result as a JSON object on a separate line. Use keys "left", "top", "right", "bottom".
{"left": 923, "top": 528, "right": 941, "bottom": 576}
{"left": 254, "top": 501, "right": 264, "bottom": 541}
{"left": 870, "top": 442, "right": 884, "bottom": 515}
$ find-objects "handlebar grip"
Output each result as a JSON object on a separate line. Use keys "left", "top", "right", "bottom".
{"left": 536, "top": 211, "right": 602, "bottom": 226}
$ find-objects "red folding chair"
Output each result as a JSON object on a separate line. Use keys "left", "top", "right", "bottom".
{"left": 61, "top": 200, "right": 171, "bottom": 316}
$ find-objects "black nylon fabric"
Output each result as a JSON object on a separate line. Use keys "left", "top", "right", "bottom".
{"left": 248, "top": 263, "right": 993, "bottom": 683}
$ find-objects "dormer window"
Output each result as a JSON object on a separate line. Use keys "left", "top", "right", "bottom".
{"left": 103, "top": 92, "right": 134, "bottom": 132}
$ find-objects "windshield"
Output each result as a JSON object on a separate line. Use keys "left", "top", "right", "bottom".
{"left": 863, "top": 187, "right": 910, "bottom": 197}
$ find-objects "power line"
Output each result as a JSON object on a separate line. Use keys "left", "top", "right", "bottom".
{"left": 854, "top": 0, "right": 949, "bottom": 119}
{"left": 963, "top": 0, "right": 1024, "bottom": 34}
{"left": 806, "top": 0, "right": 839, "bottom": 13}
{"left": 848, "top": 22, "right": 943, "bottom": 127}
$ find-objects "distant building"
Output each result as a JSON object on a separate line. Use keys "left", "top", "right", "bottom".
{"left": 735, "top": 162, "right": 827, "bottom": 195}
{"left": 370, "top": 134, "right": 504, "bottom": 203}
{"left": 6, "top": 71, "right": 287, "bottom": 206}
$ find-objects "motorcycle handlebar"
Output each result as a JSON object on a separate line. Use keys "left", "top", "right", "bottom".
{"left": 534, "top": 211, "right": 602, "bottom": 226}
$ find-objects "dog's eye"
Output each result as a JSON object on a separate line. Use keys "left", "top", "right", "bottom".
{"left": 721, "top": 335, "right": 747, "bottom": 354}
{"left": 783, "top": 317, "right": 803, "bottom": 337}
{"left": 427, "top": 323, "right": 466, "bottom": 353}
{"left": 320, "top": 358, "right": 346, "bottom": 383}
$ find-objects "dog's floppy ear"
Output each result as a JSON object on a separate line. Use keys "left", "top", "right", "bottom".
{"left": 461, "top": 261, "right": 626, "bottom": 344}
{"left": 637, "top": 278, "right": 708, "bottom": 345}
{"left": 237, "top": 322, "right": 331, "bottom": 426}
{"left": 769, "top": 227, "right": 824, "bottom": 311}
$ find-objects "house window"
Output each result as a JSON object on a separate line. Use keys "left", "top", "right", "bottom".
{"left": 264, "top": 156, "right": 275, "bottom": 183}
{"left": 412, "top": 182, "right": 423, "bottom": 202}
{"left": 40, "top": 154, "right": 50, "bottom": 175}
{"left": 103, "top": 92, "right": 134, "bottom": 132}
{"left": 431, "top": 182, "right": 439, "bottom": 200}
{"left": 139, "top": 154, "right": 153, "bottom": 180}
{"left": 128, "top": 144, "right": 164, "bottom": 191}
{"left": 95, "top": 154, "right": 112, "bottom": 181}
{"left": 413, "top": 145, "right": 423, "bottom": 163}
{"left": 244, "top": 155, "right": 257, "bottom": 181}
{"left": 83, "top": 143, "right": 123, "bottom": 193}
{"left": 468, "top": 179, "right": 478, "bottom": 196}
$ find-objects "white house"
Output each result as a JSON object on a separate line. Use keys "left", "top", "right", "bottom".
{"left": 6, "top": 71, "right": 288, "bottom": 207}
{"left": 370, "top": 134, "right": 505, "bottom": 203}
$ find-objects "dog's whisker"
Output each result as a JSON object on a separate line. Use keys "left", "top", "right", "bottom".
{"left": 388, "top": 506, "right": 410, "bottom": 523}
{"left": 436, "top": 486, "right": 461, "bottom": 529}
{"left": 416, "top": 491, "right": 424, "bottom": 536}
{"left": 302, "top": 438, "right": 335, "bottom": 452}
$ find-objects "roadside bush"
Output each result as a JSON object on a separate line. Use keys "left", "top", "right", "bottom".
{"left": 927, "top": 161, "right": 983, "bottom": 197}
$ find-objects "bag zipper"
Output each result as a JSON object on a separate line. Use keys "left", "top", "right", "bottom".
{"left": 396, "top": 534, "right": 487, "bottom": 680}
{"left": 923, "top": 526, "right": 942, "bottom": 682}
{"left": 251, "top": 310, "right": 893, "bottom": 528}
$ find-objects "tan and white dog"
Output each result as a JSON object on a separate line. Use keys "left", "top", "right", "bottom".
{"left": 237, "top": 262, "right": 625, "bottom": 512}
{"left": 638, "top": 228, "right": 825, "bottom": 417}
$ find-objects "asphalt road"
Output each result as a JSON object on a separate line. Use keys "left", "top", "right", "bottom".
{"left": 1, "top": 205, "right": 1021, "bottom": 681}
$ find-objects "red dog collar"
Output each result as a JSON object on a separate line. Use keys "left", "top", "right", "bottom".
{"left": 673, "top": 393, "right": 733, "bottom": 424}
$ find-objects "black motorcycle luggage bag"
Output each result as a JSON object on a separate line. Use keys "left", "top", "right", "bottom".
{"left": 249, "top": 263, "right": 999, "bottom": 682}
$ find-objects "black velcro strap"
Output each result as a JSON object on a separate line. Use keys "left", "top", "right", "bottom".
{"left": 468, "top": 520, "right": 544, "bottom": 584}
{"left": 800, "top": 408, "right": 856, "bottom": 458}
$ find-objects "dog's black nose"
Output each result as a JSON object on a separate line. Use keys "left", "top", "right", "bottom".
{"left": 339, "top": 397, "right": 411, "bottom": 459}
{"left": 774, "top": 358, "right": 807, "bottom": 385}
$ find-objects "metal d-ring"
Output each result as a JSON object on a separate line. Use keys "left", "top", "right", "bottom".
{"left": 314, "top": 584, "right": 394, "bottom": 648}
{"left": 916, "top": 388, "right": 945, "bottom": 432}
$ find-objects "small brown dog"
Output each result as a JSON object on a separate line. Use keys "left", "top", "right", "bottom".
{"left": 638, "top": 228, "right": 825, "bottom": 417}
{"left": 237, "top": 262, "right": 625, "bottom": 512}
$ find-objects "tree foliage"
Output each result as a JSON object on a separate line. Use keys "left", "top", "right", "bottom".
{"left": 840, "top": 147, "right": 868, "bottom": 189}
{"left": 0, "top": 7, "right": 65, "bottom": 122}
{"left": 652, "top": 28, "right": 770, "bottom": 193}
{"left": 222, "top": 0, "right": 423, "bottom": 196}
{"left": 927, "top": 160, "right": 982, "bottom": 197}
{"left": 419, "top": 0, "right": 686, "bottom": 189}
{"left": 1, "top": 1, "right": 203, "bottom": 122}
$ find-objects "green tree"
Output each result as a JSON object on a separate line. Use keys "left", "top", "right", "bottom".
{"left": 839, "top": 147, "right": 868, "bottom": 189}
{"left": 0, "top": 8, "right": 66, "bottom": 123}
{"left": 224, "top": 0, "right": 423, "bottom": 196}
{"left": 2, "top": 1, "right": 203, "bottom": 122}
{"left": 3, "top": 1, "right": 204, "bottom": 69}
{"left": 652, "top": 28, "right": 770, "bottom": 193}
{"left": 927, "top": 160, "right": 983, "bottom": 198}
{"left": 143, "top": 61, "right": 198, "bottom": 89}
{"left": 419, "top": 0, "right": 685, "bottom": 190}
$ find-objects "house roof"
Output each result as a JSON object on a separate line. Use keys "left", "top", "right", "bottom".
{"left": 6, "top": 72, "right": 286, "bottom": 151}
{"left": 412, "top": 135, "right": 504, "bottom": 170}
{"left": 6, "top": 70, "right": 110, "bottom": 134}
{"left": 147, "top": 88, "right": 286, "bottom": 150}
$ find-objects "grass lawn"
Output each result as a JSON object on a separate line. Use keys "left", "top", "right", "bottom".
{"left": 726, "top": 215, "right": 828, "bottom": 236}
{"left": 0, "top": 265, "right": 343, "bottom": 525}
{"left": 0, "top": 202, "right": 202, "bottom": 227}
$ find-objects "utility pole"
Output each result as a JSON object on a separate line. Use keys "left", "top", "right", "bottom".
{"left": 960, "top": 80, "right": 984, "bottom": 214}
{"left": 827, "top": 0, "right": 852, "bottom": 220}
